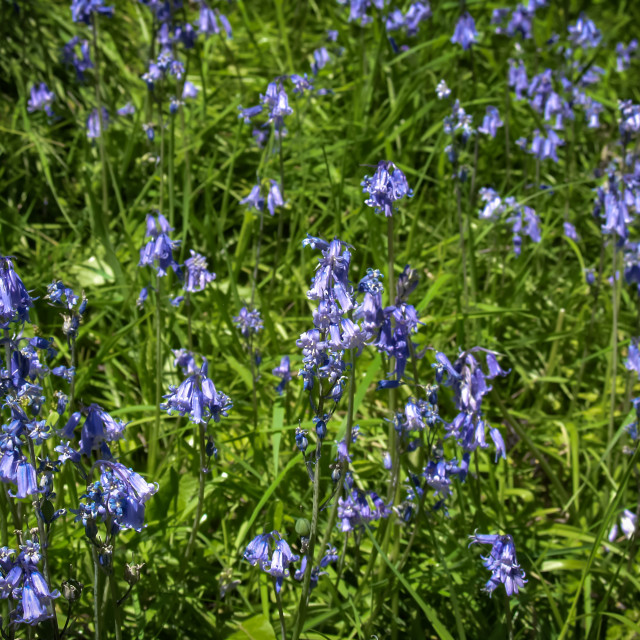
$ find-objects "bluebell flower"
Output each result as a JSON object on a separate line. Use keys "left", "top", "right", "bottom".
{"left": 233, "top": 307, "right": 263, "bottom": 338}
{"left": 478, "top": 187, "right": 506, "bottom": 220}
{"left": 616, "top": 40, "right": 638, "bottom": 72}
{"left": 273, "top": 356, "right": 292, "bottom": 394}
{"left": 290, "top": 73, "right": 313, "bottom": 95}
{"left": 136, "top": 287, "right": 148, "bottom": 309}
{"left": 505, "top": 197, "right": 541, "bottom": 255}
{"left": 244, "top": 531, "right": 298, "bottom": 593}
{"left": 267, "top": 181, "right": 285, "bottom": 216}
{"left": 173, "top": 349, "right": 198, "bottom": 376}
{"left": 608, "top": 509, "right": 637, "bottom": 543}
{"left": 87, "top": 107, "right": 109, "bottom": 139}
{"left": 478, "top": 106, "right": 503, "bottom": 138}
{"left": 404, "top": 2, "right": 431, "bottom": 36}
{"left": 469, "top": 533, "right": 527, "bottom": 596}
{"left": 508, "top": 59, "right": 528, "bottom": 100}
{"left": 27, "top": 84, "right": 55, "bottom": 118}
{"left": 362, "top": 161, "right": 413, "bottom": 217}
{"left": 170, "top": 295, "right": 184, "bottom": 307}
{"left": 295, "top": 426, "right": 308, "bottom": 453}
{"left": 260, "top": 80, "right": 293, "bottom": 129}
{"left": 198, "top": 2, "right": 219, "bottom": 35}
{"left": 163, "top": 362, "right": 232, "bottom": 424}
{"left": 62, "top": 37, "right": 93, "bottom": 81}
{"left": 568, "top": 14, "right": 601, "bottom": 49}
{"left": 182, "top": 81, "right": 199, "bottom": 100}
{"left": 0, "top": 256, "right": 34, "bottom": 325}
{"left": 423, "top": 457, "right": 465, "bottom": 508}
{"left": 79, "top": 404, "right": 127, "bottom": 456}
{"left": 71, "top": 0, "right": 114, "bottom": 24}
{"left": 564, "top": 222, "right": 578, "bottom": 240}
{"left": 382, "top": 451, "right": 392, "bottom": 470}
{"left": 139, "top": 213, "right": 181, "bottom": 277}
{"left": 239, "top": 183, "right": 265, "bottom": 211}
{"left": 337, "top": 489, "right": 391, "bottom": 532}
{"left": 436, "top": 79, "right": 450, "bottom": 100}
{"left": 184, "top": 250, "right": 215, "bottom": 292}
{"left": 437, "top": 348, "right": 509, "bottom": 459}
{"left": 451, "top": 12, "right": 477, "bottom": 50}
{"left": 238, "top": 105, "right": 263, "bottom": 124}
{"left": 625, "top": 339, "right": 640, "bottom": 379}
{"left": 311, "top": 47, "right": 330, "bottom": 75}
{"left": 3, "top": 540, "right": 60, "bottom": 625}
{"left": 142, "top": 122, "right": 156, "bottom": 142}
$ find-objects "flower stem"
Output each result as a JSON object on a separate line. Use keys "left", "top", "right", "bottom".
{"left": 109, "top": 574, "right": 122, "bottom": 640}
{"left": 185, "top": 422, "right": 207, "bottom": 560}
{"left": 291, "top": 391, "right": 325, "bottom": 640}
{"left": 275, "top": 583, "right": 286, "bottom": 640}
{"left": 91, "top": 547, "right": 102, "bottom": 640}
{"left": 27, "top": 439, "right": 59, "bottom": 640}
{"left": 608, "top": 244, "right": 620, "bottom": 468}
{"left": 148, "top": 275, "right": 162, "bottom": 475}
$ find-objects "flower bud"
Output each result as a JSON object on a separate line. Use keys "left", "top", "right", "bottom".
{"left": 124, "top": 562, "right": 145, "bottom": 586}
{"left": 295, "top": 518, "right": 311, "bottom": 537}
{"left": 62, "top": 578, "right": 84, "bottom": 602}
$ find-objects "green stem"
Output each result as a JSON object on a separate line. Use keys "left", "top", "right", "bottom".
{"left": 91, "top": 547, "right": 102, "bottom": 640}
{"left": 185, "top": 422, "right": 207, "bottom": 560}
{"left": 109, "top": 574, "right": 122, "bottom": 640}
{"left": 149, "top": 275, "right": 162, "bottom": 475}
{"left": 27, "top": 439, "right": 59, "bottom": 640}
{"left": 291, "top": 390, "right": 325, "bottom": 640}
{"left": 608, "top": 244, "right": 620, "bottom": 469}
{"left": 275, "top": 583, "right": 286, "bottom": 640}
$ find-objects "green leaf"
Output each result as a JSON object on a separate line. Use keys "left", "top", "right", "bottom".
{"left": 227, "top": 615, "right": 277, "bottom": 640}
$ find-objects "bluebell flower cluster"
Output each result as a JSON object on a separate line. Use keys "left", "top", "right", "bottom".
{"left": 451, "top": 13, "right": 477, "bottom": 50}
{"left": 435, "top": 348, "right": 509, "bottom": 465}
{"left": 0, "top": 256, "right": 34, "bottom": 325}
{"left": 294, "top": 545, "right": 339, "bottom": 591}
{"left": 478, "top": 106, "right": 504, "bottom": 138}
{"left": 87, "top": 107, "right": 109, "bottom": 139}
{"left": 625, "top": 339, "right": 640, "bottom": 379}
{"left": 386, "top": 2, "right": 430, "bottom": 36}
{"left": 139, "top": 213, "right": 181, "bottom": 277}
{"left": 608, "top": 509, "right": 637, "bottom": 543}
{"left": 337, "top": 0, "right": 385, "bottom": 25}
{"left": 244, "top": 530, "right": 298, "bottom": 593}
{"left": 617, "top": 40, "right": 638, "bottom": 72}
{"left": 240, "top": 180, "right": 285, "bottom": 216}
{"left": 491, "top": 1, "right": 546, "bottom": 40}
{"left": 238, "top": 78, "right": 293, "bottom": 133}
{"left": 469, "top": 533, "right": 527, "bottom": 596}
{"left": 73, "top": 461, "right": 157, "bottom": 534}
{"left": 71, "top": 0, "right": 114, "bottom": 24}
{"left": 337, "top": 489, "right": 391, "bottom": 532}
{"left": 567, "top": 14, "right": 601, "bottom": 50}
{"left": 478, "top": 188, "right": 541, "bottom": 255}
{"left": 298, "top": 236, "right": 367, "bottom": 402}
{"left": 233, "top": 308, "right": 264, "bottom": 338}
{"left": 183, "top": 251, "right": 216, "bottom": 293}
{"left": 593, "top": 155, "right": 640, "bottom": 241}
{"left": 163, "top": 361, "right": 231, "bottom": 425}
{"left": 0, "top": 540, "right": 60, "bottom": 625}
{"left": 62, "top": 36, "right": 93, "bottom": 81}
{"left": 272, "top": 356, "right": 292, "bottom": 394}
{"left": 27, "top": 84, "right": 55, "bottom": 118}
{"left": 361, "top": 161, "right": 413, "bottom": 218}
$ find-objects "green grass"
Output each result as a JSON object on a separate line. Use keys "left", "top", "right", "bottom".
{"left": 1, "top": 0, "right": 640, "bottom": 638}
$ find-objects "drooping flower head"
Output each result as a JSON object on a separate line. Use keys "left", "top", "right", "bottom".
{"left": 0, "top": 256, "right": 34, "bottom": 326}
{"left": 162, "top": 361, "right": 232, "bottom": 424}
{"left": 70, "top": 0, "right": 114, "bottom": 24}
{"left": 183, "top": 251, "right": 215, "bottom": 293}
{"left": 139, "top": 213, "right": 181, "bottom": 277}
{"left": 233, "top": 308, "right": 263, "bottom": 338}
{"left": 469, "top": 533, "right": 527, "bottom": 597}
{"left": 361, "top": 161, "right": 413, "bottom": 218}
{"left": 451, "top": 12, "right": 477, "bottom": 50}
{"left": 243, "top": 531, "right": 298, "bottom": 593}
{"left": 27, "top": 84, "right": 55, "bottom": 117}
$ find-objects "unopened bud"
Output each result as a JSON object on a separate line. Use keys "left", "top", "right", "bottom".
{"left": 124, "top": 562, "right": 145, "bottom": 586}
{"left": 62, "top": 578, "right": 83, "bottom": 602}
